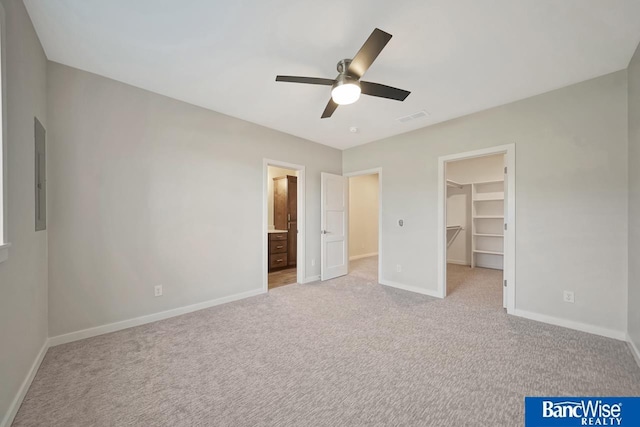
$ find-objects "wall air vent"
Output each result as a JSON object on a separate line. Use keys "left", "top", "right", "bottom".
{"left": 396, "top": 110, "right": 429, "bottom": 123}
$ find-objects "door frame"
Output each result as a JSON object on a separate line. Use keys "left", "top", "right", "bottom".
{"left": 343, "top": 168, "right": 382, "bottom": 282}
{"left": 263, "top": 159, "right": 306, "bottom": 292}
{"left": 436, "top": 144, "right": 516, "bottom": 313}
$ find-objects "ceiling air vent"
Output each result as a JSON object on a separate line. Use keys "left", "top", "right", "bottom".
{"left": 396, "top": 110, "right": 429, "bottom": 123}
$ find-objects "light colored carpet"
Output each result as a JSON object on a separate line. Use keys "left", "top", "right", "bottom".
{"left": 13, "top": 259, "right": 640, "bottom": 426}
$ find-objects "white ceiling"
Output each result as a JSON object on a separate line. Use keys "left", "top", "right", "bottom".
{"left": 24, "top": 0, "right": 640, "bottom": 150}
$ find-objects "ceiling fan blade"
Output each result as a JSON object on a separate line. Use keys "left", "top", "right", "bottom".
{"left": 360, "top": 81, "right": 410, "bottom": 101}
{"left": 321, "top": 99, "right": 338, "bottom": 119}
{"left": 276, "top": 76, "right": 335, "bottom": 86}
{"left": 347, "top": 28, "right": 392, "bottom": 79}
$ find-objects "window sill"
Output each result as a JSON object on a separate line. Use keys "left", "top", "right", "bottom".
{"left": 0, "top": 242, "right": 11, "bottom": 264}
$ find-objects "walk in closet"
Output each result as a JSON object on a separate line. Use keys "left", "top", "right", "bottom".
{"left": 445, "top": 154, "right": 505, "bottom": 270}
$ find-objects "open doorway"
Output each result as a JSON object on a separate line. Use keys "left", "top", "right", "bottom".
{"left": 263, "top": 160, "right": 305, "bottom": 291}
{"left": 346, "top": 169, "right": 381, "bottom": 283}
{"left": 437, "top": 144, "right": 515, "bottom": 312}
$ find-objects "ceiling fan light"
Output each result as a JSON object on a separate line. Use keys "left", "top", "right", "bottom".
{"left": 331, "top": 81, "right": 361, "bottom": 105}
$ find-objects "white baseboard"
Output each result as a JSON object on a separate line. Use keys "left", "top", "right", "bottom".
{"left": 49, "top": 288, "right": 266, "bottom": 347}
{"left": 512, "top": 309, "right": 626, "bottom": 341}
{"left": 302, "top": 275, "right": 320, "bottom": 284}
{"left": 446, "top": 259, "right": 469, "bottom": 266}
{"left": 1, "top": 340, "right": 48, "bottom": 427}
{"left": 627, "top": 334, "right": 640, "bottom": 368}
{"left": 379, "top": 279, "right": 442, "bottom": 298}
{"left": 476, "top": 264, "right": 504, "bottom": 271}
{"left": 349, "top": 252, "right": 378, "bottom": 261}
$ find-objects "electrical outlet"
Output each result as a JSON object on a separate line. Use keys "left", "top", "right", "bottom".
{"left": 311, "top": 259, "right": 315, "bottom": 267}
{"left": 396, "top": 264, "right": 402, "bottom": 273}
{"left": 154, "top": 285, "right": 163, "bottom": 297}
{"left": 563, "top": 291, "right": 574, "bottom": 303}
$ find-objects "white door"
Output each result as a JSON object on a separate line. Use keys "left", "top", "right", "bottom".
{"left": 321, "top": 172, "right": 348, "bottom": 280}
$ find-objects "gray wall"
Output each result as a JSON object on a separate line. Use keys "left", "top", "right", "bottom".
{"left": 344, "top": 71, "right": 629, "bottom": 335}
{"left": 47, "top": 63, "right": 342, "bottom": 337}
{"left": 629, "top": 43, "right": 640, "bottom": 351}
{"left": 0, "top": 0, "right": 48, "bottom": 422}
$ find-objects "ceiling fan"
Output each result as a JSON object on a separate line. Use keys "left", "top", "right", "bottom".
{"left": 275, "top": 28, "right": 411, "bottom": 119}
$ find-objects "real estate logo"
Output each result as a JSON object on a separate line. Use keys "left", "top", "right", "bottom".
{"left": 525, "top": 397, "right": 640, "bottom": 426}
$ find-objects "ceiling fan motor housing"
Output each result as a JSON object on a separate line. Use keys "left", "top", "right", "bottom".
{"left": 337, "top": 58, "right": 353, "bottom": 75}
{"left": 333, "top": 73, "right": 360, "bottom": 89}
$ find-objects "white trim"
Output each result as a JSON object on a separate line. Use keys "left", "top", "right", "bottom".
{"left": 628, "top": 334, "right": 640, "bottom": 368}
{"left": 379, "top": 279, "right": 442, "bottom": 298}
{"left": 446, "top": 259, "right": 468, "bottom": 266}
{"left": 349, "top": 252, "right": 378, "bottom": 261}
{"left": 344, "top": 168, "right": 382, "bottom": 283}
{"left": 0, "top": 340, "right": 48, "bottom": 427}
{"left": 512, "top": 309, "right": 626, "bottom": 341}
{"left": 437, "top": 143, "right": 516, "bottom": 314}
{"left": 263, "top": 159, "right": 306, "bottom": 292}
{"left": 49, "top": 288, "right": 265, "bottom": 347}
{"left": 302, "top": 275, "right": 320, "bottom": 284}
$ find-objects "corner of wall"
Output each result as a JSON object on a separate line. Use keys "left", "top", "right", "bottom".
{"left": 0, "top": 0, "right": 50, "bottom": 424}
{"left": 627, "top": 41, "right": 640, "bottom": 361}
